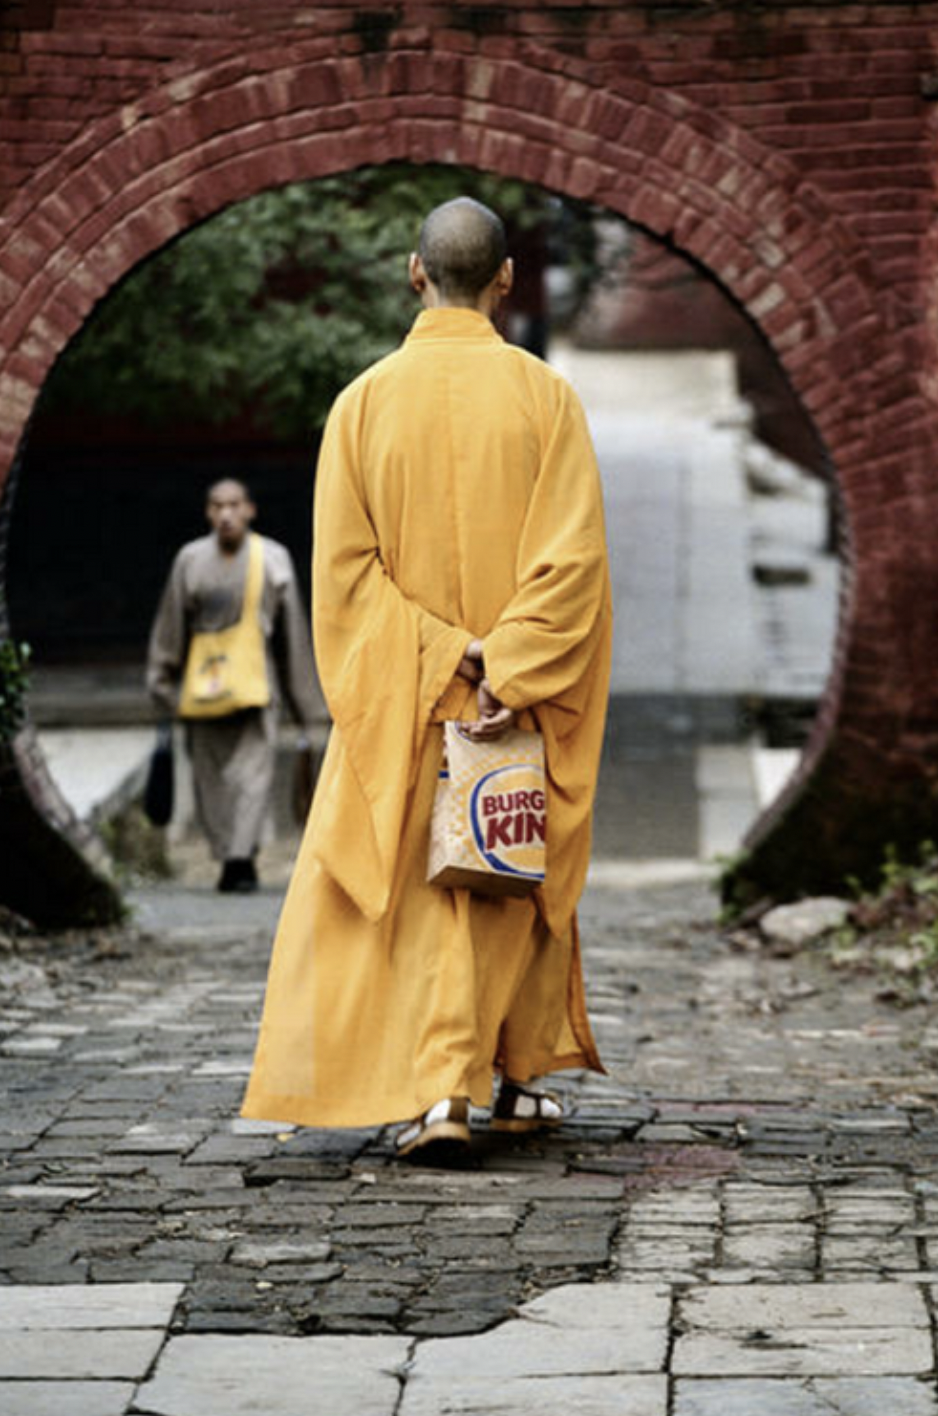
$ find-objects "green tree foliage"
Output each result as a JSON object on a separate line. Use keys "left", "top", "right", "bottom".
{"left": 45, "top": 165, "right": 594, "bottom": 441}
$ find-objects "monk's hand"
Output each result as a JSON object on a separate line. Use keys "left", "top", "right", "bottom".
{"left": 456, "top": 638, "right": 485, "bottom": 684}
{"left": 465, "top": 678, "right": 515, "bottom": 740}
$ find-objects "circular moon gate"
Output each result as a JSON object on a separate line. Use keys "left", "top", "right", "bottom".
{"left": 1, "top": 38, "right": 935, "bottom": 919}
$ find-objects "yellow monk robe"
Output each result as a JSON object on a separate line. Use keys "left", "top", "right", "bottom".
{"left": 242, "top": 307, "right": 612, "bottom": 1128}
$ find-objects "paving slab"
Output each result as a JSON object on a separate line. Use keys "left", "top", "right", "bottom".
{"left": 722, "top": 1224, "right": 816, "bottom": 1269}
{"left": 401, "top": 1282, "right": 670, "bottom": 1414}
{"left": 0, "top": 1380, "right": 136, "bottom": 1416}
{"left": 0, "top": 1281, "right": 182, "bottom": 1329}
{"left": 400, "top": 1373, "right": 668, "bottom": 1415}
{"left": 673, "top": 1376, "right": 938, "bottom": 1415}
{"left": 680, "top": 1282, "right": 928, "bottom": 1330}
{"left": 674, "top": 1328, "right": 934, "bottom": 1378}
{"left": 407, "top": 1282, "right": 670, "bottom": 1390}
{"left": 722, "top": 1185, "right": 817, "bottom": 1223}
{"left": 523, "top": 1281, "right": 671, "bottom": 1337}
{"left": 229, "top": 1238, "right": 332, "bottom": 1265}
{"left": 136, "top": 1333, "right": 412, "bottom": 1416}
{"left": 1, "top": 1184, "right": 100, "bottom": 1203}
{"left": 0, "top": 1329, "right": 166, "bottom": 1380}
{"left": 675, "top": 1283, "right": 932, "bottom": 1378}
{"left": 8, "top": 874, "right": 938, "bottom": 1401}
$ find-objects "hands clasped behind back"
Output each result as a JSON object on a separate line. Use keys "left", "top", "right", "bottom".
{"left": 465, "top": 678, "right": 516, "bottom": 740}
{"left": 453, "top": 639, "right": 516, "bottom": 741}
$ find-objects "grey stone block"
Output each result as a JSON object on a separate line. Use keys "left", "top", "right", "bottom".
{"left": 410, "top": 1282, "right": 670, "bottom": 1384}
{"left": 1, "top": 1185, "right": 100, "bottom": 1204}
{"left": 675, "top": 1282, "right": 932, "bottom": 1377}
{"left": 722, "top": 1185, "right": 817, "bottom": 1224}
{"left": 823, "top": 1233, "right": 920, "bottom": 1272}
{"left": 722, "top": 1225, "right": 816, "bottom": 1269}
{"left": 111, "top": 1123, "right": 208, "bottom": 1154}
{"left": 616, "top": 1231, "right": 717, "bottom": 1272}
{"left": 136, "top": 1333, "right": 411, "bottom": 1415}
{"left": 230, "top": 1239, "right": 332, "bottom": 1266}
{"left": 183, "top": 1135, "right": 274, "bottom": 1165}
{"left": 401, "top": 1373, "right": 668, "bottom": 1415}
{"left": 91, "top": 1259, "right": 196, "bottom": 1283}
{"left": 674, "top": 1376, "right": 938, "bottom": 1415}
{"left": 680, "top": 1282, "right": 928, "bottom": 1331}
{"left": 628, "top": 1195, "right": 722, "bottom": 1226}
{"left": 0, "top": 1282, "right": 182, "bottom": 1329}
{"left": 0, "top": 1380, "right": 136, "bottom": 1416}
{"left": 47, "top": 1119, "right": 133, "bottom": 1137}
{"left": 0, "top": 1329, "right": 166, "bottom": 1379}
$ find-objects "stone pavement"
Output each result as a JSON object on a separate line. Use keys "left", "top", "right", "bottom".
{"left": 4, "top": 874, "right": 938, "bottom": 1413}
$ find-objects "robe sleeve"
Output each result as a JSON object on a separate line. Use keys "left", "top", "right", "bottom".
{"left": 145, "top": 550, "right": 189, "bottom": 718}
{"left": 481, "top": 380, "right": 613, "bottom": 936}
{"left": 311, "top": 387, "right": 469, "bottom": 919}
{"left": 482, "top": 380, "right": 609, "bottom": 716}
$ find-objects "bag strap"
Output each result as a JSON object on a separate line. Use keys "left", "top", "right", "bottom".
{"left": 239, "top": 533, "right": 264, "bottom": 626}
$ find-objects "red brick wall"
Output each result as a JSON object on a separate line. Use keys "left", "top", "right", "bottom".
{"left": 2, "top": 0, "right": 938, "bottom": 899}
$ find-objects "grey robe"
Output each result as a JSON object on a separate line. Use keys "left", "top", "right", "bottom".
{"left": 146, "top": 533, "right": 323, "bottom": 861}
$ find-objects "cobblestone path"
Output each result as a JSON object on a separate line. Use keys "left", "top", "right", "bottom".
{"left": 3, "top": 878, "right": 938, "bottom": 1413}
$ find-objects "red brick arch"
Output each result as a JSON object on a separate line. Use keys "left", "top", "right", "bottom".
{"left": 1, "top": 34, "right": 935, "bottom": 906}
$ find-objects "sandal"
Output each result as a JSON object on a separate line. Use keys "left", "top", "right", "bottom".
{"left": 491, "top": 1081, "right": 565, "bottom": 1133}
{"left": 395, "top": 1096, "right": 471, "bottom": 1160}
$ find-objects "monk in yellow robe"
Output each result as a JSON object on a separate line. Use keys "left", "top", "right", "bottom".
{"left": 242, "top": 197, "right": 612, "bottom": 1159}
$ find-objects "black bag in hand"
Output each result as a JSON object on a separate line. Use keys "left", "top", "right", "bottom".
{"left": 143, "top": 723, "right": 174, "bottom": 827}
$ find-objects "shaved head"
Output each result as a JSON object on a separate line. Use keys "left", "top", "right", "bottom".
{"left": 207, "top": 477, "right": 252, "bottom": 505}
{"left": 417, "top": 197, "right": 507, "bottom": 299}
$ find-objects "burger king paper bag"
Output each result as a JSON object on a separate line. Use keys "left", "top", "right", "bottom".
{"left": 428, "top": 722, "right": 546, "bottom": 896}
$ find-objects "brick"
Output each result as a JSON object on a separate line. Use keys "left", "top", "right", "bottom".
{"left": 19, "top": 32, "right": 104, "bottom": 58}
{"left": 100, "top": 34, "right": 180, "bottom": 62}
{"left": 853, "top": 211, "right": 930, "bottom": 240}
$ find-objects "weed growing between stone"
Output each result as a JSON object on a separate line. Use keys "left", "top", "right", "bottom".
{"left": 822, "top": 842, "right": 938, "bottom": 1005}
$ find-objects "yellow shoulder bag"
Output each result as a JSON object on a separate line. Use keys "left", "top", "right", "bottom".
{"left": 178, "top": 534, "right": 270, "bottom": 719}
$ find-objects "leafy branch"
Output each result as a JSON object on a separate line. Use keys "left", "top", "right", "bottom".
{"left": 43, "top": 165, "right": 598, "bottom": 441}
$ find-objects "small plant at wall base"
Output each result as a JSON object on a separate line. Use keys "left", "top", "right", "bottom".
{"left": 0, "top": 630, "right": 30, "bottom": 744}
{"left": 822, "top": 842, "right": 938, "bottom": 1006}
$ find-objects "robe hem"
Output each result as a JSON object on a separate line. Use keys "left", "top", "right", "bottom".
{"left": 241, "top": 1048, "right": 604, "bottom": 1130}
{"left": 493, "top": 1048, "right": 606, "bottom": 1088}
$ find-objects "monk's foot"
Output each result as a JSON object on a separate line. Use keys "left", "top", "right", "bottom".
{"left": 217, "top": 858, "right": 258, "bottom": 894}
{"left": 491, "top": 1080, "right": 564, "bottom": 1134}
{"left": 394, "top": 1096, "right": 471, "bottom": 1164}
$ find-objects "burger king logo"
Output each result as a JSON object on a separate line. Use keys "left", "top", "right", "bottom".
{"left": 469, "top": 762, "right": 546, "bottom": 881}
